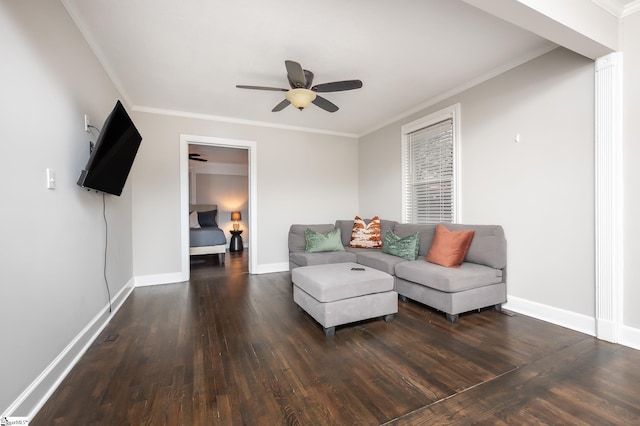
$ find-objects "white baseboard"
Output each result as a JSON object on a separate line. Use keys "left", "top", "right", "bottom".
{"left": 506, "top": 296, "right": 640, "bottom": 351}
{"left": 4, "top": 278, "right": 135, "bottom": 420}
{"left": 620, "top": 325, "right": 640, "bottom": 350}
{"left": 134, "top": 263, "right": 287, "bottom": 285}
{"left": 254, "top": 262, "right": 289, "bottom": 275}
{"left": 504, "top": 295, "right": 596, "bottom": 337}
{"left": 596, "top": 318, "right": 617, "bottom": 343}
{"left": 135, "top": 272, "right": 187, "bottom": 287}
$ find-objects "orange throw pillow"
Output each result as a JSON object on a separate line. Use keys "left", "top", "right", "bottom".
{"left": 426, "top": 224, "right": 475, "bottom": 268}
{"left": 349, "top": 216, "right": 382, "bottom": 249}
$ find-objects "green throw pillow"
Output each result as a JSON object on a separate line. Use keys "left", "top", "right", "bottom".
{"left": 305, "top": 228, "right": 345, "bottom": 253}
{"left": 382, "top": 230, "right": 419, "bottom": 261}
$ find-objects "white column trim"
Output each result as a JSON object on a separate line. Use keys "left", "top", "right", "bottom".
{"left": 594, "top": 52, "right": 624, "bottom": 343}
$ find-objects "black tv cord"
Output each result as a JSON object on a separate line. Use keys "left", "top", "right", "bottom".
{"left": 102, "top": 193, "right": 112, "bottom": 313}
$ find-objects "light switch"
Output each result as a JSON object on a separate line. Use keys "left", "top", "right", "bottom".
{"left": 46, "top": 168, "right": 55, "bottom": 189}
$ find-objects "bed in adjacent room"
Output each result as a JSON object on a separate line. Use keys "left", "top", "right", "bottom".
{"left": 189, "top": 204, "right": 227, "bottom": 264}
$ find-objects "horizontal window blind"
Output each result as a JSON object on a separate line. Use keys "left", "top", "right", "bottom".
{"left": 405, "top": 118, "right": 454, "bottom": 224}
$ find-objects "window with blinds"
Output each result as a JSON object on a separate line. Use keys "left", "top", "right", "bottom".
{"left": 403, "top": 116, "right": 456, "bottom": 224}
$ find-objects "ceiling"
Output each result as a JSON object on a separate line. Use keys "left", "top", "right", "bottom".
{"left": 61, "top": 0, "right": 624, "bottom": 137}
{"left": 189, "top": 144, "right": 248, "bottom": 166}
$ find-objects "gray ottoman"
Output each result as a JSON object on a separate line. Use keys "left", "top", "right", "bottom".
{"left": 292, "top": 262, "right": 397, "bottom": 336}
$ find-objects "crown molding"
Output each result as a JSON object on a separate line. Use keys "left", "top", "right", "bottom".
{"left": 593, "top": 0, "right": 640, "bottom": 17}
{"left": 624, "top": 0, "right": 640, "bottom": 16}
{"left": 132, "top": 106, "right": 359, "bottom": 139}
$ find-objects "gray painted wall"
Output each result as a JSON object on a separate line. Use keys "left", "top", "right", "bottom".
{"left": 130, "top": 112, "right": 359, "bottom": 275}
{"left": 359, "top": 48, "right": 595, "bottom": 317}
{"left": 0, "top": 1, "right": 133, "bottom": 416}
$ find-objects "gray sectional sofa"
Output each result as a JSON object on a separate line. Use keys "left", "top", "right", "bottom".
{"left": 288, "top": 219, "right": 507, "bottom": 322}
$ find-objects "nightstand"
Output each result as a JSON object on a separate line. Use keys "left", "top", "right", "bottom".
{"left": 229, "top": 230, "right": 243, "bottom": 252}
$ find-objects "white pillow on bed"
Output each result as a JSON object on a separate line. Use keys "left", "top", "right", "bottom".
{"left": 189, "top": 211, "right": 201, "bottom": 229}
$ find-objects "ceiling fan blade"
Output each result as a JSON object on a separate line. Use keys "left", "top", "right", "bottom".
{"left": 312, "top": 80, "right": 363, "bottom": 93}
{"left": 303, "top": 70, "right": 314, "bottom": 88}
{"left": 189, "top": 153, "right": 201, "bottom": 157}
{"left": 272, "top": 99, "right": 291, "bottom": 112}
{"left": 285, "top": 60, "right": 306, "bottom": 88}
{"left": 189, "top": 157, "right": 207, "bottom": 162}
{"left": 236, "top": 85, "right": 288, "bottom": 92}
{"left": 312, "top": 95, "right": 339, "bottom": 113}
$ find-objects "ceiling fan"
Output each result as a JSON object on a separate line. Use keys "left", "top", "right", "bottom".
{"left": 189, "top": 153, "right": 207, "bottom": 162}
{"left": 236, "top": 60, "right": 363, "bottom": 113}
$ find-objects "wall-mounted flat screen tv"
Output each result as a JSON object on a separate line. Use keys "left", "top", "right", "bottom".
{"left": 77, "top": 100, "right": 142, "bottom": 196}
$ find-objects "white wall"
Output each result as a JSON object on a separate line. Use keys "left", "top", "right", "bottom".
{"left": 360, "top": 48, "right": 595, "bottom": 318}
{"left": 130, "top": 112, "right": 359, "bottom": 276}
{"left": 0, "top": 1, "right": 134, "bottom": 417}
{"left": 622, "top": 12, "right": 640, "bottom": 329}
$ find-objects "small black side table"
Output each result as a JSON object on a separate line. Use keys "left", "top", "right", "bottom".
{"left": 229, "top": 230, "right": 243, "bottom": 252}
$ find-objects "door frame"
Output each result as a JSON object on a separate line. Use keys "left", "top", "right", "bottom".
{"left": 179, "top": 134, "right": 257, "bottom": 277}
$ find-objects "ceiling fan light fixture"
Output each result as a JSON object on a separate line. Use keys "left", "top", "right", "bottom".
{"left": 286, "top": 88, "right": 316, "bottom": 110}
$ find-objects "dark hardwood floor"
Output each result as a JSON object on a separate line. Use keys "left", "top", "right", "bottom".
{"left": 33, "top": 252, "right": 640, "bottom": 425}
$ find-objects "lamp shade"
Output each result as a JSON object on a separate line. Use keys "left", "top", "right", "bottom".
{"left": 285, "top": 88, "right": 317, "bottom": 109}
{"left": 231, "top": 211, "right": 241, "bottom": 221}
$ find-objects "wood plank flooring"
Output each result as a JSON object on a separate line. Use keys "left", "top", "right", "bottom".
{"left": 32, "top": 252, "right": 640, "bottom": 425}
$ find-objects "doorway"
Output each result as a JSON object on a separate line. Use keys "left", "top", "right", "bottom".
{"left": 179, "top": 135, "right": 257, "bottom": 278}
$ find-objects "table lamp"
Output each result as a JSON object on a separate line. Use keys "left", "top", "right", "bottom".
{"left": 231, "top": 211, "right": 241, "bottom": 231}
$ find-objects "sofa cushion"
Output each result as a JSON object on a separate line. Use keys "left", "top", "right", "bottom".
{"left": 392, "top": 223, "right": 436, "bottom": 258}
{"left": 289, "top": 224, "right": 336, "bottom": 252}
{"left": 392, "top": 223, "right": 507, "bottom": 268}
{"left": 382, "top": 230, "right": 419, "bottom": 261}
{"left": 347, "top": 248, "right": 408, "bottom": 275}
{"left": 290, "top": 251, "right": 357, "bottom": 267}
{"left": 395, "top": 260, "right": 503, "bottom": 293}
{"left": 349, "top": 216, "right": 382, "bottom": 248}
{"left": 305, "top": 228, "right": 345, "bottom": 253}
{"left": 426, "top": 224, "right": 474, "bottom": 268}
{"left": 444, "top": 224, "right": 507, "bottom": 269}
